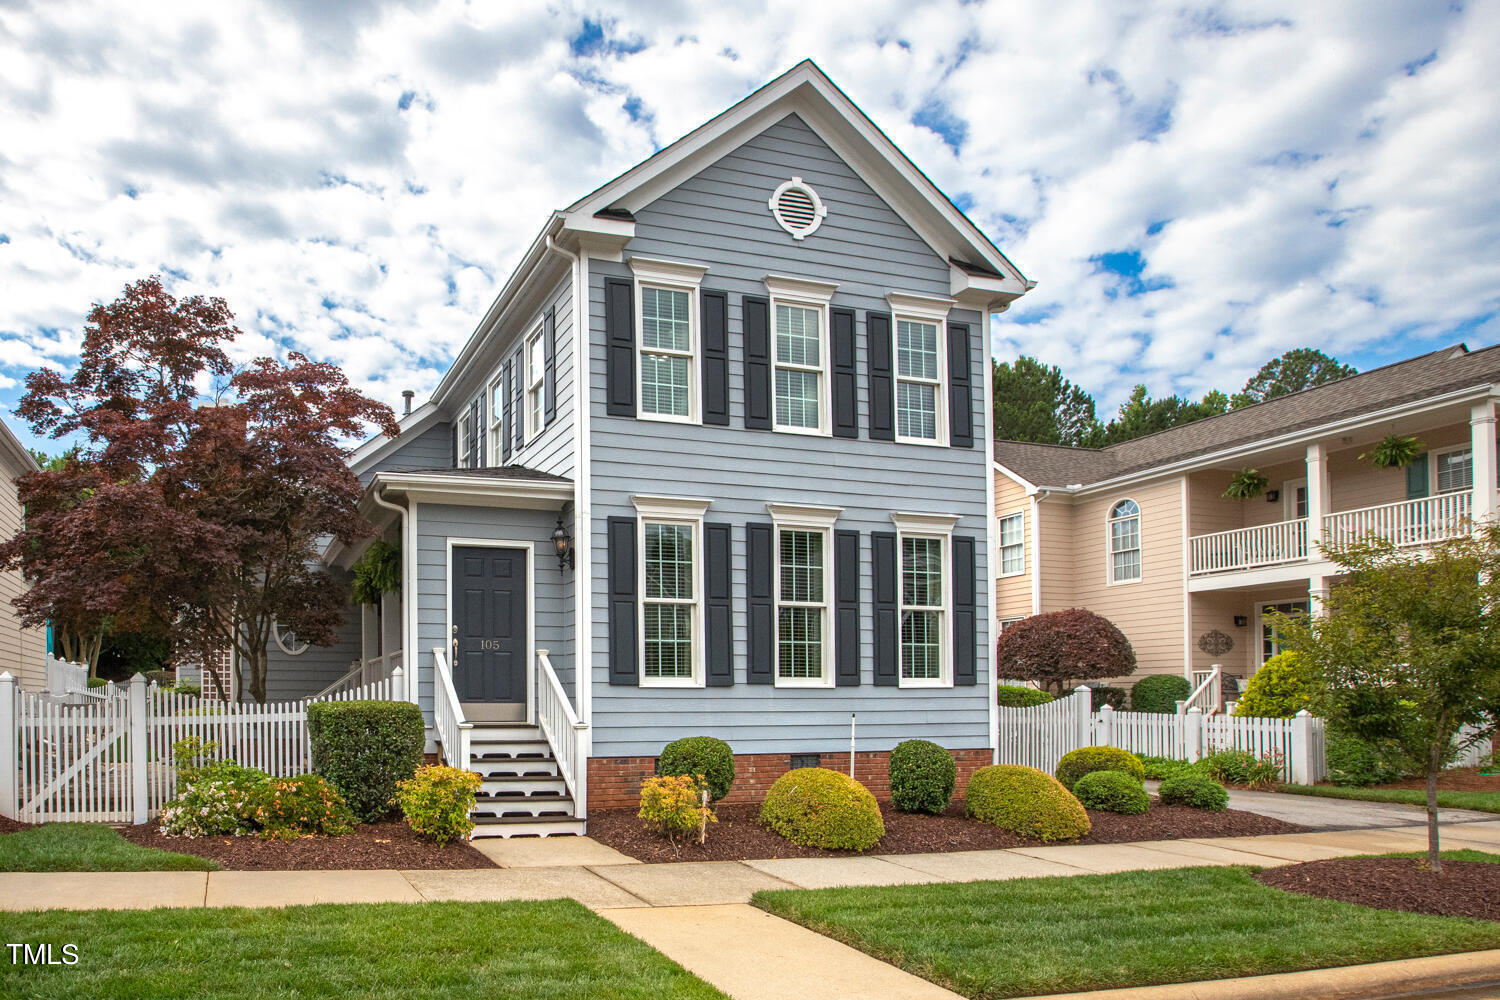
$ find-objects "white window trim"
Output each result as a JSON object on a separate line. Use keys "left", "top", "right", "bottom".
{"left": 488, "top": 374, "right": 507, "bottom": 462}
{"left": 631, "top": 257, "right": 707, "bottom": 426}
{"left": 998, "top": 616, "right": 1025, "bottom": 632}
{"left": 998, "top": 510, "right": 1025, "bottom": 578}
{"left": 1106, "top": 498, "right": 1142, "bottom": 586}
{"left": 765, "top": 275, "right": 837, "bottom": 437}
{"left": 892, "top": 512, "right": 956, "bottom": 689}
{"left": 457, "top": 406, "right": 476, "bottom": 469}
{"left": 887, "top": 292, "right": 954, "bottom": 448}
{"left": 773, "top": 523, "right": 835, "bottom": 689}
{"left": 524, "top": 324, "right": 545, "bottom": 442}
{"left": 633, "top": 493, "right": 711, "bottom": 689}
{"left": 1433, "top": 446, "right": 1474, "bottom": 495}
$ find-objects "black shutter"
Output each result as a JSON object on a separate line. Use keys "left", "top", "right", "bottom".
{"left": 872, "top": 531, "right": 898, "bottom": 686}
{"left": 512, "top": 349, "right": 524, "bottom": 453}
{"left": 467, "top": 399, "right": 480, "bottom": 468}
{"left": 543, "top": 307, "right": 557, "bottom": 426}
{"left": 742, "top": 295, "right": 772, "bottom": 430}
{"left": 831, "top": 307, "right": 857, "bottom": 439}
{"left": 477, "top": 392, "right": 486, "bottom": 467}
{"left": 953, "top": 535, "right": 977, "bottom": 686}
{"left": 701, "top": 290, "right": 730, "bottom": 426}
{"left": 705, "top": 522, "right": 733, "bottom": 686}
{"left": 1407, "top": 455, "right": 1430, "bottom": 499}
{"left": 746, "top": 521, "right": 774, "bottom": 684}
{"left": 450, "top": 422, "right": 458, "bottom": 468}
{"left": 605, "top": 277, "right": 635, "bottom": 416}
{"left": 834, "top": 529, "right": 861, "bottom": 686}
{"left": 948, "top": 321, "right": 974, "bottom": 448}
{"left": 866, "top": 312, "right": 894, "bottom": 441}
{"left": 607, "top": 516, "right": 638, "bottom": 686}
{"left": 500, "top": 359, "right": 513, "bottom": 464}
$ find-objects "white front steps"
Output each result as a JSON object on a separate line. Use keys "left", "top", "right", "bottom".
{"left": 464, "top": 723, "right": 584, "bottom": 838}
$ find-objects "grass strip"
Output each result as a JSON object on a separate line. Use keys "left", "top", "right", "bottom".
{"left": 0, "top": 823, "right": 218, "bottom": 872}
{"left": 1274, "top": 783, "right": 1500, "bottom": 815}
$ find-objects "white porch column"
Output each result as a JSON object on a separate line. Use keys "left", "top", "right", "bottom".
{"left": 1305, "top": 442, "right": 1330, "bottom": 559}
{"left": 1470, "top": 400, "right": 1497, "bottom": 525}
{"left": 1308, "top": 574, "right": 1332, "bottom": 617}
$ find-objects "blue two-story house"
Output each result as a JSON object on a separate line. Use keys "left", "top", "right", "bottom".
{"left": 262, "top": 60, "right": 1032, "bottom": 835}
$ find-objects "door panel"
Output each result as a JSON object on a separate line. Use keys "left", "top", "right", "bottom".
{"left": 452, "top": 546, "right": 527, "bottom": 705}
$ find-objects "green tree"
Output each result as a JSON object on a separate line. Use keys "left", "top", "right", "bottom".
{"left": 992, "top": 357, "right": 1103, "bottom": 446}
{"left": 1271, "top": 528, "right": 1500, "bottom": 871}
{"left": 1099, "top": 385, "right": 1229, "bottom": 445}
{"left": 1232, "top": 348, "right": 1356, "bottom": 408}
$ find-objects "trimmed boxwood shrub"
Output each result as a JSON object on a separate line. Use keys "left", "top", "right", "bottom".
{"left": 307, "top": 700, "right": 425, "bottom": 822}
{"left": 1072, "top": 770, "right": 1150, "bottom": 814}
{"left": 965, "top": 765, "right": 1090, "bottom": 841}
{"left": 1055, "top": 746, "right": 1145, "bottom": 790}
{"left": 760, "top": 768, "right": 885, "bottom": 851}
{"left": 396, "top": 765, "right": 483, "bottom": 845}
{"left": 1233, "top": 651, "right": 1315, "bottom": 718}
{"left": 889, "top": 739, "right": 957, "bottom": 814}
{"left": 1131, "top": 674, "right": 1191, "bottom": 713}
{"left": 657, "top": 736, "right": 735, "bottom": 803}
{"left": 1158, "top": 773, "right": 1229, "bottom": 811}
{"left": 996, "top": 685, "right": 1054, "bottom": 708}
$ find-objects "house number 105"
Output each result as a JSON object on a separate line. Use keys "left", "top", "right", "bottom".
{"left": 477, "top": 639, "right": 501, "bottom": 651}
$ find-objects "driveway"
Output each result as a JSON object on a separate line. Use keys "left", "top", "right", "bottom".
{"left": 1145, "top": 782, "right": 1500, "bottom": 830}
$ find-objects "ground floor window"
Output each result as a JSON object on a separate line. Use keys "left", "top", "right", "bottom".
{"left": 901, "top": 535, "right": 946, "bottom": 682}
{"left": 643, "top": 520, "right": 697, "bottom": 682}
{"left": 776, "top": 526, "right": 829, "bottom": 683}
{"left": 1259, "top": 600, "right": 1308, "bottom": 664}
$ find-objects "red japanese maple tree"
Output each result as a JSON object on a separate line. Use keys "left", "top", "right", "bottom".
{"left": 995, "top": 608, "right": 1137, "bottom": 695}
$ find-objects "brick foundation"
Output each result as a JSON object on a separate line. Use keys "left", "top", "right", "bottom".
{"left": 586, "top": 747, "right": 994, "bottom": 809}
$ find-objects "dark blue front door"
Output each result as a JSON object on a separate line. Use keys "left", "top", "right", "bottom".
{"left": 452, "top": 546, "right": 527, "bottom": 705}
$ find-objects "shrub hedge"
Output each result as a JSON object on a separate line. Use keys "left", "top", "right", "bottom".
{"left": 996, "top": 685, "right": 1055, "bottom": 708}
{"left": 1131, "top": 674, "right": 1191, "bottom": 713}
{"left": 1072, "top": 770, "right": 1150, "bottom": 814}
{"left": 1091, "top": 685, "right": 1128, "bottom": 711}
{"left": 1158, "top": 774, "right": 1229, "bottom": 811}
{"left": 251, "top": 774, "right": 356, "bottom": 841}
{"left": 307, "top": 700, "right": 424, "bottom": 822}
{"left": 965, "top": 765, "right": 1091, "bottom": 841}
{"left": 1326, "top": 729, "right": 1410, "bottom": 787}
{"left": 760, "top": 768, "right": 885, "bottom": 851}
{"left": 888, "top": 740, "right": 957, "bottom": 814}
{"left": 1055, "top": 746, "right": 1145, "bottom": 790}
{"left": 657, "top": 736, "right": 736, "bottom": 803}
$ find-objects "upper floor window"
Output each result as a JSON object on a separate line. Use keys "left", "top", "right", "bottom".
{"left": 525, "top": 326, "right": 545, "bottom": 438}
{"left": 1108, "top": 499, "right": 1141, "bottom": 583}
{"left": 1436, "top": 447, "right": 1473, "bottom": 494}
{"left": 489, "top": 376, "right": 507, "bottom": 460}
{"left": 631, "top": 257, "right": 707, "bottom": 424}
{"left": 765, "top": 276, "right": 836, "bottom": 436}
{"left": 998, "top": 512, "right": 1025, "bottom": 576}
{"left": 896, "top": 319, "right": 943, "bottom": 441}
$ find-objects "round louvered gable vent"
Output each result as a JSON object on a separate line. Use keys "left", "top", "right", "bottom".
{"left": 768, "top": 176, "right": 828, "bottom": 239}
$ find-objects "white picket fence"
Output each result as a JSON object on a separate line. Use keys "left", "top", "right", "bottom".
{"left": 998, "top": 686, "right": 1328, "bottom": 784}
{"left": 0, "top": 667, "right": 406, "bottom": 824}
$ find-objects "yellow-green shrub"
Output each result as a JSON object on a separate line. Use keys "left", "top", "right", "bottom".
{"left": 250, "top": 774, "right": 356, "bottom": 841}
{"left": 965, "top": 765, "right": 1091, "bottom": 841}
{"left": 1234, "top": 651, "right": 1315, "bottom": 718}
{"left": 1055, "top": 746, "right": 1145, "bottom": 790}
{"left": 760, "top": 768, "right": 884, "bottom": 851}
{"left": 638, "top": 774, "right": 715, "bottom": 850}
{"left": 394, "top": 765, "right": 481, "bottom": 846}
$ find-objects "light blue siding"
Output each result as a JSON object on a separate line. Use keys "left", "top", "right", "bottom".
{"left": 263, "top": 570, "right": 363, "bottom": 701}
{"left": 358, "top": 421, "right": 453, "bottom": 486}
{"left": 586, "top": 112, "right": 992, "bottom": 758}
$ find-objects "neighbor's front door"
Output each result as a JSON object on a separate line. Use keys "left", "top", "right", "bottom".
{"left": 451, "top": 546, "right": 528, "bottom": 715}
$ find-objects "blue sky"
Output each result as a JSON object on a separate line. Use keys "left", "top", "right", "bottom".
{"left": 1, "top": 0, "right": 1497, "bottom": 456}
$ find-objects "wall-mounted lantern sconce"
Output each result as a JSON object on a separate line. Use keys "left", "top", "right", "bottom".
{"left": 552, "top": 513, "right": 575, "bottom": 571}
{"left": 1265, "top": 490, "right": 1279, "bottom": 503}
{"left": 1233, "top": 615, "right": 1249, "bottom": 628}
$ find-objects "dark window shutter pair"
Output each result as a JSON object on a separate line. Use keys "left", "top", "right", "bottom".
{"left": 831, "top": 308, "right": 858, "bottom": 439}
{"left": 952, "top": 535, "right": 977, "bottom": 686}
{"left": 948, "top": 322, "right": 974, "bottom": 449}
{"left": 742, "top": 296, "right": 772, "bottom": 430}
{"left": 605, "top": 278, "right": 635, "bottom": 416}
{"left": 1406, "top": 455, "right": 1430, "bottom": 499}
{"left": 543, "top": 307, "right": 557, "bottom": 426}
{"left": 867, "top": 312, "right": 894, "bottom": 441}
{"left": 702, "top": 290, "right": 730, "bottom": 426}
{"left": 500, "top": 359, "right": 513, "bottom": 464}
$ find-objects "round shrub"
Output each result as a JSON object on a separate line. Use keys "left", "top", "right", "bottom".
{"left": 996, "top": 685, "right": 1055, "bottom": 708}
{"left": 251, "top": 774, "right": 356, "bottom": 841}
{"left": 1131, "top": 674, "right": 1191, "bottom": 713}
{"left": 1055, "top": 746, "right": 1145, "bottom": 790}
{"left": 307, "top": 700, "right": 425, "bottom": 822}
{"left": 657, "top": 736, "right": 735, "bottom": 803}
{"left": 889, "top": 740, "right": 957, "bottom": 814}
{"left": 1158, "top": 774, "right": 1229, "bottom": 811}
{"left": 1325, "top": 729, "right": 1409, "bottom": 787}
{"left": 964, "top": 765, "right": 1090, "bottom": 841}
{"left": 1072, "top": 771, "right": 1150, "bottom": 814}
{"left": 396, "top": 765, "right": 483, "bottom": 846}
{"left": 1234, "top": 652, "right": 1315, "bottom": 718}
{"left": 760, "top": 768, "right": 885, "bottom": 851}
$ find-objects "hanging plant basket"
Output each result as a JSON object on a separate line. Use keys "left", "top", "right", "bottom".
{"left": 1360, "top": 434, "right": 1424, "bottom": 470}
{"left": 351, "top": 540, "right": 401, "bottom": 605}
{"left": 1221, "top": 468, "right": 1270, "bottom": 502}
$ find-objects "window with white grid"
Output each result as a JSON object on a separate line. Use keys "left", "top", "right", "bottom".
{"left": 896, "top": 319, "right": 942, "bottom": 441}
{"left": 901, "top": 535, "right": 945, "bottom": 681}
{"left": 640, "top": 285, "right": 693, "bottom": 419}
{"left": 643, "top": 521, "right": 696, "bottom": 681}
{"left": 776, "top": 527, "right": 828, "bottom": 683}
{"left": 998, "top": 512, "right": 1025, "bottom": 576}
{"left": 1436, "top": 447, "right": 1473, "bottom": 494}
{"left": 773, "top": 303, "right": 824, "bottom": 431}
{"left": 525, "top": 326, "right": 545, "bottom": 439}
{"left": 1108, "top": 498, "right": 1141, "bottom": 583}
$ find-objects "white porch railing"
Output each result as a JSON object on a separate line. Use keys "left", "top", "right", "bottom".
{"left": 535, "top": 649, "right": 587, "bottom": 816}
{"left": 1182, "top": 665, "right": 1223, "bottom": 716}
{"left": 1323, "top": 492, "right": 1472, "bottom": 550}
{"left": 1189, "top": 518, "right": 1307, "bottom": 576}
{"left": 312, "top": 650, "right": 403, "bottom": 700}
{"left": 431, "top": 647, "right": 472, "bottom": 771}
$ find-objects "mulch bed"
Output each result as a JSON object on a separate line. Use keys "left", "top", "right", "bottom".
{"left": 588, "top": 797, "right": 1308, "bottom": 863}
{"left": 0, "top": 816, "right": 35, "bottom": 835}
{"left": 1375, "top": 768, "right": 1500, "bottom": 794}
{"left": 116, "top": 821, "right": 498, "bottom": 870}
{"left": 1256, "top": 857, "right": 1500, "bottom": 921}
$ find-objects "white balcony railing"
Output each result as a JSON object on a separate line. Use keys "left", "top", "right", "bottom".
{"left": 1189, "top": 518, "right": 1308, "bottom": 576}
{"left": 1323, "top": 492, "right": 1472, "bottom": 550}
{"left": 432, "top": 647, "right": 472, "bottom": 770}
{"left": 535, "top": 649, "right": 587, "bottom": 815}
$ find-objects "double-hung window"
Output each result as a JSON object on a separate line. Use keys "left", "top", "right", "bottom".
{"left": 634, "top": 496, "right": 709, "bottom": 687}
{"left": 998, "top": 512, "right": 1025, "bottom": 576}
{"left": 1108, "top": 499, "right": 1141, "bottom": 583}
{"left": 631, "top": 257, "right": 707, "bottom": 423}
{"left": 1436, "top": 447, "right": 1473, "bottom": 494}
{"left": 891, "top": 512, "right": 957, "bottom": 687}
{"left": 489, "top": 377, "right": 506, "bottom": 459}
{"left": 888, "top": 293, "right": 954, "bottom": 445}
{"left": 525, "top": 326, "right": 545, "bottom": 439}
{"left": 768, "top": 503, "right": 841, "bottom": 687}
{"left": 766, "top": 276, "right": 836, "bottom": 435}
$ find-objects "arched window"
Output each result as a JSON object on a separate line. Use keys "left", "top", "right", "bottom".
{"left": 1108, "top": 499, "right": 1141, "bottom": 583}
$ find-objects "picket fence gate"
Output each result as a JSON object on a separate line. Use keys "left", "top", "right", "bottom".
{"left": 0, "top": 668, "right": 406, "bottom": 824}
{"left": 998, "top": 686, "right": 1329, "bottom": 784}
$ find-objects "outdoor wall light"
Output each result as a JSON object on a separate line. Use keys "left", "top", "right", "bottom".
{"left": 1234, "top": 615, "right": 1249, "bottom": 627}
{"left": 552, "top": 513, "right": 575, "bottom": 571}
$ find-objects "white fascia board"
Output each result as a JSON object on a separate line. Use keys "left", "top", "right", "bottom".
{"left": 0, "top": 417, "right": 38, "bottom": 474}
{"left": 990, "top": 460, "right": 1039, "bottom": 494}
{"left": 349, "top": 401, "right": 443, "bottom": 476}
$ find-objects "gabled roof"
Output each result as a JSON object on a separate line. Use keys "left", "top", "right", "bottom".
{"left": 0, "top": 415, "right": 38, "bottom": 477}
{"left": 994, "top": 343, "right": 1500, "bottom": 489}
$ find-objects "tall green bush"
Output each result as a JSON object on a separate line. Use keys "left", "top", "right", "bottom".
{"left": 657, "top": 736, "right": 735, "bottom": 802}
{"left": 307, "top": 700, "right": 424, "bottom": 822}
{"left": 1131, "top": 674, "right": 1191, "bottom": 713}
{"left": 1233, "top": 651, "right": 1315, "bottom": 718}
{"left": 888, "top": 740, "right": 957, "bottom": 814}
{"left": 760, "top": 769, "right": 885, "bottom": 851}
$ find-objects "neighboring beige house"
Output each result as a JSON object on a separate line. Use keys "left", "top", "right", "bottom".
{"left": 993, "top": 343, "right": 1500, "bottom": 695}
{"left": 0, "top": 416, "right": 44, "bottom": 691}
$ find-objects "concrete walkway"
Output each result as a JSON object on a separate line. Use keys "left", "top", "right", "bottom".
{"left": 1213, "top": 785, "right": 1497, "bottom": 829}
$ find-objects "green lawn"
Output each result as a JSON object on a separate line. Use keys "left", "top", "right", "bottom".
{"left": 0, "top": 900, "right": 724, "bottom": 1000}
{"left": 1275, "top": 783, "right": 1500, "bottom": 815}
{"left": 752, "top": 860, "right": 1500, "bottom": 999}
{"left": 0, "top": 823, "right": 218, "bottom": 872}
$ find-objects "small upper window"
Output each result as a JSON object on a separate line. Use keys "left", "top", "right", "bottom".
{"left": 998, "top": 512, "right": 1025, "bottom": 576}
{"left": 525, "top": 326, "right": 545, "bottom": 438}
{"left": 640, "top": 286, "right": 693, "bottom": 419}
{"left": 768, "top": 176, "right": 828, "bottom": 240}
{"left": 1108, "top": 499, "right": 1141, "bottom": 583}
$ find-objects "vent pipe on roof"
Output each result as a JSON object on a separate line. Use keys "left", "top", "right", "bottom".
{"left": 401, "top": 390, "right": 414, "bottom": 415}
